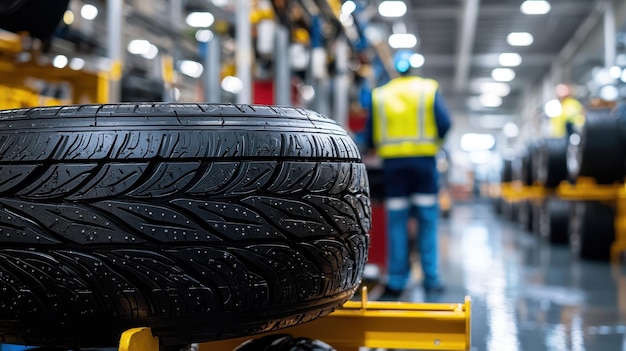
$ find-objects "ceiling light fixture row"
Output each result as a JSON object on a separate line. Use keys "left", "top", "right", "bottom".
{"left": 480, "top": 1, "right": 550, "bottom": 108}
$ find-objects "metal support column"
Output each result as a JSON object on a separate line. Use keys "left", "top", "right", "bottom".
{"left": 274, "top": 25, "right": 291, "bottom": 106}
{"left": 236, "top": 0, "right": 252, "bottom": 104}
{"left": 313, "top": 78, "right": 331, "bottom": 117}
{"left": 170, "top": 0, "right": 183, "bottom": 31}
{"left": 106, "top": 0, "right": 123, "bottom": 103}
{"left": 604, "top": 0, "right": 616, "bottom": 68}
{"left": 333, "top": 36, "right": 349, "bottom": 126}
{"left": 204, "top": 36, "right": 222, "bottom": 103}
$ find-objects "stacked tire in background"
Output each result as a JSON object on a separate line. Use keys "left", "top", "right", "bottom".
{"left": 514, "top": 143, "right": 538, "bottom": 234}
{"left": 566, "top": 109, "right": 621, "bottom": 260}
{"left": 498, "top": 137, "right": 570, "bottom": 243}
{"left": 495, "top": 108, "right": 623, "bottom": 261}
{"left": 494, "top": 129, "right": 573, "bottom": 248}
{"left": 498, "top": 158, "right": 517, "bottom": 220}
{"left": 533, "top": 138, "right": 570, "bottom": 244}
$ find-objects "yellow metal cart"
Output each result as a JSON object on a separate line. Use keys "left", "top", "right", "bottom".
{"left": 118, "top": 288, "right": 471, "bottom": 351}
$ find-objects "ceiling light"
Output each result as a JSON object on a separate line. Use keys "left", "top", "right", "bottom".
{"left": 179, "top": 60, "right": 204, "bottom": 78}
{"left": 52, "top": 55, "right": 68, "bottom": 69}
{"left": 378, "top": 1, "right": 407, "bottom": 17}
{"left": 388, "top": 33, "right": 417, "bottom": 48}
{"left": 479, "top": 94, "right": 503, "bottom": 107}
{"left": 599, "top": 85, "right": 619, "bottom": 101}
{"left": 69, "top": 57, "right": 85, "bottom": 70}
{"left": 460, "top": 133, "right": 495, "bottom": 152}
{"left": 507, "top": 32, "right": 534, "bottom": 46}
{"left": 195, "top": 29, "right": 214, "bottom": 42}
{"left": 544, "top": 99, "right": 562, "bottom": 118}
{"left": 342, "top": 1, "right": 357, "bottom": 15}
{"left": 127, "top": 40, "right": 151, "bottom": 55}
{"left": 127, "top": 40, "right": 159, "bottom": 59}
{"left": 141, "top": 44, "right": 159, "bottom": 59}
{"left": 410, "top": 53, "right": 425, "bottom": 67}
{"left": 80, "top": 4, "right": 98, "bottom": 20}
{"left": 520, "top": 0, "right": 551, "bottom": 15}
{"left": 481, "top": 82, "right": 511, "bottom": 96}
{"left": 609, "top": 66, "right": 622, "bottom": 79}
{"left": 498, "top": 53, "right": 522, "bottom": 67}
{"left": 63, "top": 10, "right": 74, "bottom": 25}
{"left": 186, "top": 12, "right": 215, "bottom": 28}
{"left": 221, "top": 76, "right": 244, "bottom": 94}
{"left": 503, "top": 123, "right": 519, "bottom": 138}
{"left": 592, "top": 67, "right": 614, "bottom": 85}
{"left": 621, "top": 69, "right": 626, "bottom": 83}
{"left": 492, "top": 68, "right": 516, "bottom": 82}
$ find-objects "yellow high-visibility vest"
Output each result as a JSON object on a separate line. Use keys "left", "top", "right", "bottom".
{"left": 372, "top": 76, "right": 440, "bottom": 158}
{"left": 550, "top": 96, "right": 585, "bottom": 137}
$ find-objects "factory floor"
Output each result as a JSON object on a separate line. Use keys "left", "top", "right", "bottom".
{"left": 367, "top": 198, "right": 626, "bottom": 351}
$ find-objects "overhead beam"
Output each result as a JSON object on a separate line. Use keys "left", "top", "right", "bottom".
{"left": 551, "top": 0, "right": 606, "bottom": 80}
{"left": 407, "top": 2, "right": 593, "bottom": 19}
{"left": 453, "top": 0, "right": 480, "bottom": 92}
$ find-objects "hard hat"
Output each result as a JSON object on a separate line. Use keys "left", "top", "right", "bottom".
{"left": 393, "top": 50, "right": 413, "bottom": 74}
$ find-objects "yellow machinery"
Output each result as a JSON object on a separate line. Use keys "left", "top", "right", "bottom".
{"left": 0, "top": 30, "right": 109, "bottom": 107}
{"left": 557, "top": 177, "right": 626, "bottom": 263}
{"left": 118, "top": 287, "right": 471, "bottom": 351}
{"left": 500, "top": 181, "right": 550, "bottom": 203}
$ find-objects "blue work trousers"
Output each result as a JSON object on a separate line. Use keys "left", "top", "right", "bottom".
{"left": 386, "top": 203, "right": 440, "bottom": 290}
{"left": 382, "top": 157, "right": 441, "bottom": 290}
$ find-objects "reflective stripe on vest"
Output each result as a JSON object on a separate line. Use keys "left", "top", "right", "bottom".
{"left": 372, "top": 77, "right": 440, "bottom": 158}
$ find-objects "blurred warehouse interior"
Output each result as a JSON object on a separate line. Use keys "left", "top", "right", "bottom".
{"left": 1, "top": 0, "right": 626, "bottom": 196}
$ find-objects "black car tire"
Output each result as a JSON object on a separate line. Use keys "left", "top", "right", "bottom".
{"left": 0, "top": 103, "right": 371, "bottom": 347}
{"left": 569, "top": 201, "right": 615, "bottom": 260}
{"left": 539, "top": 199, "right": 569, "bottom": 244}
{"left": 535, "top": 138, "right": 568, "bottom": 189}
{"left": 0, "top": 0, "right": 69, "bottom": 40}
{"left": 573, "top": 110, "right": 624, "bottom": 184}
{"left": 501, "top": 159, "right": 514, "bottom": 183}
{"left": 235, "top": 334, "right": 336, "bottom": 351}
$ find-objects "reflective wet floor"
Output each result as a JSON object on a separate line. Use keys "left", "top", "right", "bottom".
{"left": 393, "top": 199, "right": 626, "bottom": 351}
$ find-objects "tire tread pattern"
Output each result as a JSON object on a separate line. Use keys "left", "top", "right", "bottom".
{"left": 0, "top": 104, "right": 371, "bottom": 347}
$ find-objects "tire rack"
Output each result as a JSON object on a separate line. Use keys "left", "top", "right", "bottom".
{"left": 117, "top": 287, "right": 471, "bottom": 351}
{"left": 557, "top": 177, "right": 626, "bottom": 263}
{"left": 500, "top": 181, "right": 550, "bottom": 204}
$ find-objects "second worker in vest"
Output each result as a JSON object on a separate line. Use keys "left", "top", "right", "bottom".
{"left": 365, "top": 50, "right": 452, "bottom": 300}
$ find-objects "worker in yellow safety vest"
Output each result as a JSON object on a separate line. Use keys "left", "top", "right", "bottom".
{"left": 550, "top": 83, "right": 585, "bottom": 137}
{"left": 363, "top": 50, "right": 452, "bottom": 300}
